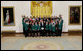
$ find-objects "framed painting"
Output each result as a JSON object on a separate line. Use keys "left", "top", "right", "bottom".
{"left": 2, "top": 7, "right": 15, "bottom": 26}
{"left": 69, "top": 6, "right": 81, "bottom": 25}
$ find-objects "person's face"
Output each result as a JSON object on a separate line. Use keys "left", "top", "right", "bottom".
{"left": 32, "top": 23, "right": 34, "bottom": 25}
{"left": 24, "top": 16, "right": 25, "bottom": 17}
{"left": 35, "top": 23, "right": 37, "bottom": 25}
{"left": 30, "top": 22, "right": 32, "bottom": 24}
{"left": 46, "top": 22, "right": 48, "bottom": 24}
{"left": 27, "top": 21, "right": 29, "bottom": 23}
{"left": 56, "top": 21, "right": 57, "bottom": 23}
{"left": 39, "top": 22, "right": 40, "bottom": 24}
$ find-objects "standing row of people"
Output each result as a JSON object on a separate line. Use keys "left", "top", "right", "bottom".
{"left": 22, "top": 15, "right": 63, "bottom": 37}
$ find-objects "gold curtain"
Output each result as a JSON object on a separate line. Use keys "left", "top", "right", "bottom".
{"left": 31, "top": 1, "right": 52, "bottom": 18}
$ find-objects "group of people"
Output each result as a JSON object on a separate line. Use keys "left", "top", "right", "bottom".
{"left": 22, "top": 15, "right": 63, "bottom": 37}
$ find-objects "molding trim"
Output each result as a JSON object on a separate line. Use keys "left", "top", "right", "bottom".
{"left": 1, "top": 30, "right": 16, "bottom": 33}
{"left": 68, "top": 29, "right": 82, "bottom": 33}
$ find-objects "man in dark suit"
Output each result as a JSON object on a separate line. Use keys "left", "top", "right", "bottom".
{"left": 34, "top": 22, "right": 38, "bottom": 37}
{"left": 31, "top": 22, "right": 35, "bottom": 37}
{"left": 43, "top": 20, "right": 46, "bottom": 36}
{"left": 40, "top": 20, "right": 44, "bottom": 36}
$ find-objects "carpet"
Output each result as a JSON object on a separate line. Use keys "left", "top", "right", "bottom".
{"left": 1, "top": 36, "right": 82, "bottom": 50}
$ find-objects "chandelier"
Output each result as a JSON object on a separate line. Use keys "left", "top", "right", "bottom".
{"left": 36, "top": 1, "right": 47, "bottom": 3}
{"left": 36, "top": 1, "right": 47, "bottom": 7}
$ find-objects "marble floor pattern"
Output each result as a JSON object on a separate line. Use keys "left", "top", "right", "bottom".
{"left": 1, "top": 36, "right": 82, "bottom": 50}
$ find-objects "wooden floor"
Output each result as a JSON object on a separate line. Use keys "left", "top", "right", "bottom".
{"left": 1, "top": 32, "right": 82, "bottom": 37}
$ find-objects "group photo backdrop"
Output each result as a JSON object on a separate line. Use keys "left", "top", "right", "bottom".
{"left": 1, "top": 1, "right": 82, "bottom": 33}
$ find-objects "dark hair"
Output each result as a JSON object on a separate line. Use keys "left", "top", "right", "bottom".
{"left": 29, "top": 21, "right": 31, "bottom": 23}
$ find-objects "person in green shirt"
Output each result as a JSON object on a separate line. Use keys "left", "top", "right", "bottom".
{"left": 45, "top": 22, "right": 49, "bottom": 37}
{"left": 31, "top": 22, "right": 35, "bottom": 37}
{"left": 52, "top": 23, "right": 56, "bottom": 36}
{"left": 22, "top": 17, "right": 25, "bottom": 34}
{"left": 34, "top": 22, "right": 38, "bottom": 37}
{"left": 58, "top": 19, "right": 63, "bottom": 36}
{"left": 23, "top": 20, "right": 29, "bottom": 37}
{"left": 48, "top": 22, "right": 52, "bottom": 36}
{"left": 59, "top": 14, "right": 62, "bottom": 20}
{"left": 37, "top": 22, "right": 41, "bottom": 36}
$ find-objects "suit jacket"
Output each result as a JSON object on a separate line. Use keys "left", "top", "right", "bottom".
{"left": 40, "top": 22, "right": 44, "bottom": 27}
{"left": 40, "top": 22, "right": 45, "bottom": 30}
{"left": 43, "top": 22, "right": 46, "bottom": 30}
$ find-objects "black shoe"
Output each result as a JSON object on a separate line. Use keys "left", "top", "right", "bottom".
{"left": 25, "top": 36, "right": 27, "bottom": 38}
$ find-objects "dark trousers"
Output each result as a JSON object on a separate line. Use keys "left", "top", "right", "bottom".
{"left": 40, "top": 30, "right": 42, "bottom": 36}
{"left": 24, "top": 30, "right": 28, "bottom": 37}
{"left": 28, "top": 30, "right": 31, "bottom": 36}
{"left": 31, "top": 30, "right": 35, "bottom": 37}
{"left": 24, "top": 30, "right": 29, "bottom": 37}
{"left": 34, "top": 30, "right": 38, "bottom": 36}
{"left": 57, "top": 29, "right": 61, "bottom": 36}
{"left": 48, "top": 30, "right": 52, "bottom": 36}
{"left": 45, "top": 30, "right": 49, "bottom": 36}
{"left": 23, "top": 28, "right": 25, "bottom": 34}
{"left": 41, "top": 30, "right": 45, "bottom": 36}
{"left": 44, "top": 29, "right": 46, "bottom": 36}
{"left": 52, "top": 31, "right": 55, "bottom": 36}
{"left": 37, "top": 30, "right": 40, "bottom": 36}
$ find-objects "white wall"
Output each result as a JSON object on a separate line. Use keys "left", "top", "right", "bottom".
{"left": 1, "top": 1, "right": 82, "bottom": 32}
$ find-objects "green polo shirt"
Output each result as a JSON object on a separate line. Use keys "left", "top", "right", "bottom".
{"left": 52, "top": 25, "right": 56, "bottom": 32}
{"left": 38, "top": 25, "right": 41, "bottom": 30}
{"left": 46, "top": 24, "right": 49, "bottom": 30}
{"left": 49, "top": 23, "right": 52, "bottom": 31}
{"left": 59, "top": 20, "right": 63, "bottom": 30}
{"left": 34, "top": 25, "right": 38, "bottom": 30}
{"left": 31, "top": 25, "right": 35, "bottom": 30}
{"left": 24, "top": 23, "right": 29, "bottom": 31}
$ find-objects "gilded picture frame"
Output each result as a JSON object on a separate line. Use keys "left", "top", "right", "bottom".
{"left": 69, "top": 6, "right": 82, "bottom": 25}
{"left": 2, "top": 6, "right": 15, "bottom": 26}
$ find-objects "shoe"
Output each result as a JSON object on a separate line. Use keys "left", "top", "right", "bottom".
{"left": 25, "top": 36, "right": 27, "bottom": 38}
